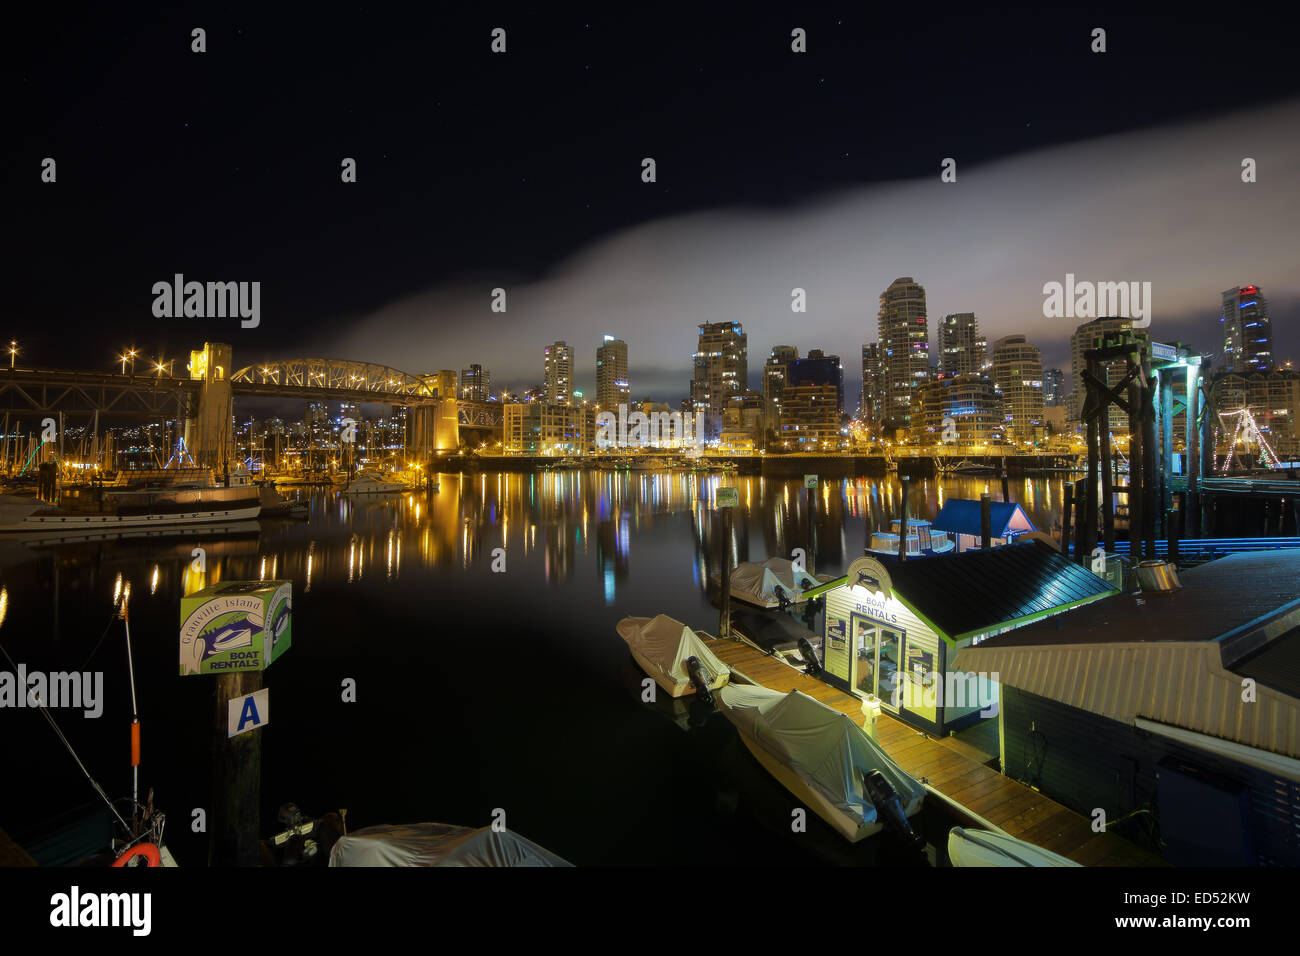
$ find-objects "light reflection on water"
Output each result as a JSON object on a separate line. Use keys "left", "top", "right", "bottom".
{"left": 0, "top": 469, "right": 1075, "bottom": 865}
{"left": 29, "top": 471, "right": 1072, "bottom": 609}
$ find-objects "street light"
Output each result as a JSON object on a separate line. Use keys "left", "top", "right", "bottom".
{"left": 8, "top": 341, "right": 16, "bottom": 370}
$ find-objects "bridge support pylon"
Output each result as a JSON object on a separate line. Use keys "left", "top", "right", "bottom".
{"left": 184, "top": 342, "right": 235, "bottom": 471}
{"left": 407, "top": 399, "right": 459, "bottom": 458}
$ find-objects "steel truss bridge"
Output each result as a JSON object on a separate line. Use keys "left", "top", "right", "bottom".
{"left": 0, "top": 359, "right": 503, "bottom": 428}
{"left": 232, "top": 358, "right": 501, "bottom": 427}
{"left": 0, "top": 368, "right": 194, "bottom": 419}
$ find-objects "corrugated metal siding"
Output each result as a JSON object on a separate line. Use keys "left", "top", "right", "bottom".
{"left": 1004, "top": 687, "right": 1300, "bottom": 865}
{"left": 956, "top": 642, "right": 1300, "bottom": 759}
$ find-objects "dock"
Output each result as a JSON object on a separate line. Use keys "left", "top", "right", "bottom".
{"left": 0, "top": 825, "right": 37, "bottom": 867}
{"left": 704, "top": 635, "right": 1162, "bottom": 866}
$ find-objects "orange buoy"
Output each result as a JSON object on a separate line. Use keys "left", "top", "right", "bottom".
{"left": 112, "top": 843, "right": 161, "bottom": 867}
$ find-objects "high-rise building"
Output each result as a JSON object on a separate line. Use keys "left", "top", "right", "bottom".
{"left": 860, "top": 343, "right": 885, "bottom": 425}
{"left": 777, "top": 384, "right": 843, "bottom": 451}
{"left": 595, "top": 336, "right": 629, "bottom": 410}
{"left": 787, "top": 349, "right": 844, "bottom": 414}
{"left": 878, "top": 277, "right": 931, "bottom": 428}
{"left": 938, "top": 313, "right": 987, "bottom": 378}
{"left": 690, "top": 321, "right": 748, "bottom": 439}
{"left": 459, "top": 364, "right": 491, "bottom": 402}
{"left": 763, "top": 345, "right": 799, "bottom": 432}
{"left": 1068, "top": 318, "right": 1149, "bottom": 430}
{"left": 1221, "top": 285, "right": 1273, "bottom": 374}
{"left": 912, "top": 376, "right": 1005, "bottom": 447}
{"left": 1043, "top": 368, "right": 1065, "bottom": 407}
{"left": 991, "top": 335, "right": 1045, "bottom": 439}
{"left": 544, "top": 341, "right": 573, "bottom": 404}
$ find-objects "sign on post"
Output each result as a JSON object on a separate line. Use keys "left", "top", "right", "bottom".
{"left": 804, "top": 474, "right": 818, "bottom": 489}
{"left": 179, "top": 580, "right": 292, "bottom": 676}
{"left": 228, "top": 688, "right": 270, "bottom": 738}
{"left": 716, "top": 487, "right": 739, "bottom": 508}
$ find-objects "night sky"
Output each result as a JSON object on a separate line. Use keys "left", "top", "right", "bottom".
{"left": 8, "top": 5, "right": 1300, "bottom": 404}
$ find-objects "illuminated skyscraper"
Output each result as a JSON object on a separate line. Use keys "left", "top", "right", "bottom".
{"left": 878, "top": 277, "right": 931, "bottom": 428}
{"left": 544, "top": 341, "right": 574, "bottom": 405}
{"left": 938, "top": 312, "right": 987, "bottom": 377}
{"left": 860, "top": 343, "right": 885, "bottom": 425}
{"left": 1221, "top": 285, "right": 1273, "bottom": 373}
{"left": 991, "top": 334, "right": 1044, "bottom": 438}
{"left": 459, "top": 364, "right": 491, "bottom": 402}
{"left": 763, "top": 345, "right": 799, "bottom": 430}
{"left": 595, "top": 336, "right": 629, "bottom": 410}
{"left": 690, "top": 321, "right": 748, "bottom": 439}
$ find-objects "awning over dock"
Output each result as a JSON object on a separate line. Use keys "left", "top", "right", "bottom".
{"left": 931, "top": 498, "right": 1035, "bottom": 540}
{"left": 952, "top": 549, "right": 1300, "bottom": 762}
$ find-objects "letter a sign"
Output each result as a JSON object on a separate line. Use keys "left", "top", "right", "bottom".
{"left": 228, "top": 687, "right": 270, "bottom": 738}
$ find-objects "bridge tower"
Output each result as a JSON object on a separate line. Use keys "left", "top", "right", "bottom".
{"left": 185, "top": 342, "right": 235, "bottom": 470}
{"left": 407, "top": 370, "right": 459, "bottom": 456}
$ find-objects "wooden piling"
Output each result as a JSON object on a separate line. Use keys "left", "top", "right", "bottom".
{"left": 980, "top": 493, "right": 992, "bottom": 551}
{"left": 210, "top": 671, "right": 263, "bottom": 867}
{"left": 897, "top": 475, "right": 910, "bottom": 562}
{"left": 719, "top": 506, "right": 732, "bottom": 639}
{"left": 1061, "top": 481, "right": 1075, "bottom": 557}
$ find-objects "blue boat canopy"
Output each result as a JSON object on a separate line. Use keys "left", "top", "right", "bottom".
{"left": 932, "top": 498, "right": 1035, "bottom": 539}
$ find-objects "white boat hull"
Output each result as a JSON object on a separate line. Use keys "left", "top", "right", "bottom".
{"left": 0, "top": 505, "right": 263, "bottom": 538}
{"left": 734, "top": 730, "right": 887, "bottom": 842}
{"left": 947, "top": 827, "right": 1081, "bottom": 867}
{"left": 628, "top": 645, "right": 729, "bottom": 699}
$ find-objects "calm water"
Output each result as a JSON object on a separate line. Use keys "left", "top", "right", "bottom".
{"left": 1, "top": 472, "right": 1073, "bottom": 865}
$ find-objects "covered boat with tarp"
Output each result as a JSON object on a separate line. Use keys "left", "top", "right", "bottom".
{"left": 616, "top": 614, "right": 730, "bottom": 699}
{"left": 328, "top": 823, "right": 571, "bottom": 867}
{"left": 947, "top": 827, "right": 1081, "bottom": 867}
{"left": 713, "top": 557, "right": 825, "bottom": 609}
{"left": 716, "top": 684, "right": 926, "bottom": 842}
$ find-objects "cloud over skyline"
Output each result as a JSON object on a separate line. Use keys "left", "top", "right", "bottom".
{"left": 323, "top": 98, "right": 1300, "bottom": 403}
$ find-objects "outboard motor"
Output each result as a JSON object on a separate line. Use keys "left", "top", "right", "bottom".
{"left": 684, "top": 656, "right": 716, "bottom": 706}
{"left": 773, "top": 585, "right": 791, "bottom": 610}
{"left": 864, "top": 770, "right": 923, "bottom": 849}
{"left": 797, "top": 637, "right": 822, "bottom": 676}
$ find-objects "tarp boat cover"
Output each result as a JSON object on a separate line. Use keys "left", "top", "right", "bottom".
{"left": 329, "top": 823, "right": 572, "bottom": 867}
{"left": 718, "top": 684, "right": 926, "bottom": 833}
{"left": 721, "top": 557, "right": 821, "bottom": 607}
{"left": 616, "top": 614, "right": 730, "bottom": 697}
{"left": 947, "top": 827, "right": 1080, "bottom": 867}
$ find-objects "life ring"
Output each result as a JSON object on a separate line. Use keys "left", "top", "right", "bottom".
{"left": 112, "top": 843, "right": 161, "bottom": 867}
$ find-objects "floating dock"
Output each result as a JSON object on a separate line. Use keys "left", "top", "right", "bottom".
{"left": 703, "top": 635, "right": 1162, "bottom": 866}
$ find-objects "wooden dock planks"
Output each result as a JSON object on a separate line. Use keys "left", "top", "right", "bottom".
{"left": 705, "top": 636, "right": 1163, "bottom": 866}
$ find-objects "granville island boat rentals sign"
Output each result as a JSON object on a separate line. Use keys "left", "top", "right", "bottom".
{"left": 179, "top": 580, "right": 292, "bottom": 675}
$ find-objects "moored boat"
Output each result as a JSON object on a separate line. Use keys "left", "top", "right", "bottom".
{"left": 947, "top": 826, "right": 1081, "bottom": 867}
{"left": 0, "top": 487, "right": 261, "bottom": 538}
{"left": 616, "top": 614, "right": 730, "bottom": 699}
{"left": 947, "top": 459, "right": 997, "bottom": 475}
{"left": 713, "top": 556, "right": 826, "bottom": 609}
{"left": 329, "top": 822, "right": 571, "bottom": 867}
{"left": 341, "top": 473, "right": 404, "bottom": 495}
{"left": 716, "top": 683, "right": 926, "bottom": 843}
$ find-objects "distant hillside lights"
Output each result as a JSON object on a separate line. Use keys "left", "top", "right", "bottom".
{"left": 1042, "top": 274, "right": 1151, "bottom": 329}
{"left": 152, "top": 274, "right": 260, "bottom": 328}
{"left": 595, "top": 405, "right": 707, "bottom": 450}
